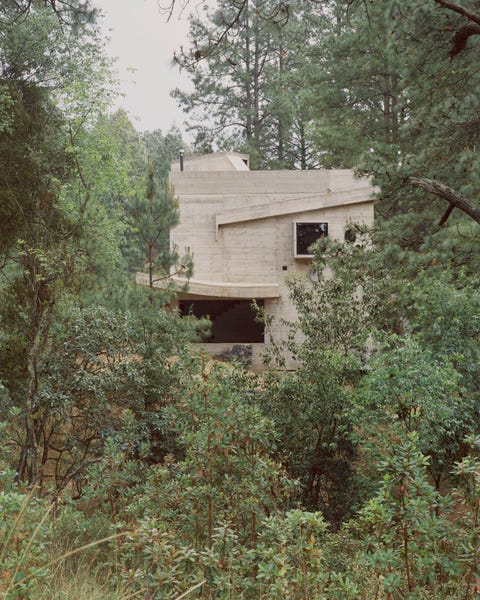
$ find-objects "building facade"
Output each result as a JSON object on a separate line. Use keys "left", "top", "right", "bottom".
{"left": 137, "top": 152, "right": 375, "bottom": 370}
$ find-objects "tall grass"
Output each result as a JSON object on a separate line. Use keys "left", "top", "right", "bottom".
{"left": 35, "top": 556, "right": 131, "bottom": 600}
{"left": 0, "top": 482, "right": 132, "bottom": 599}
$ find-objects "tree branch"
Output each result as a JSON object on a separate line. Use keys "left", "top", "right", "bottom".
{"left": 430, "top": 1, "right": 480, "bottom": 56}
{"left": 450, "top": 23, "right": 480, "bottom": 56}
{"left": 438, "top": 204, "right": 454, "bottom": 226}
{"left": 432, "top": 0, "right": 480, "bottom": 26}
{"left": 409, "top": 177, "right": 480, "bottom": 226}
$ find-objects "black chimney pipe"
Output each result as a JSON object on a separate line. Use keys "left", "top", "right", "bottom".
{"left": 179, "top": 149, "right": 184, "bottom": 172}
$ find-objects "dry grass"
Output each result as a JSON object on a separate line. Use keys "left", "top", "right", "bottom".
{"left": 35, "top": 566, "right": 129, "bottom": 600}
{"left": 0, "top": 489, "right": 132, "bottom": 600}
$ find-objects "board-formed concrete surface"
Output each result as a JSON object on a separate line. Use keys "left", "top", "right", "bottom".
{"left": 138, "top": 153, "right": 375, "bottom": 370}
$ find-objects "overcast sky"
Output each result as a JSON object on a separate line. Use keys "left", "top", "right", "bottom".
{"left": 92, "top": 0, "right": 196, "bottom": 134}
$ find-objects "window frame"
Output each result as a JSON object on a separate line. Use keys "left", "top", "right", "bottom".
{"left": 294, "top": 221, "right": 329, "bottom": 258}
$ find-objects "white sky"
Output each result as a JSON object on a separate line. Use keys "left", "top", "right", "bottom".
{"left": 93, "top": 0, "right": 196, "bottom": 134}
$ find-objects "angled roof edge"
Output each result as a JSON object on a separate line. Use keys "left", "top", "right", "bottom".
{"left": 215, "top": 187, "right": 373, "bottom": 237}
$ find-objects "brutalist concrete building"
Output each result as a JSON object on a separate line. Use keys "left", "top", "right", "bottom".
{"left": 137, "top": 152, "right": 374, "bottom": 370}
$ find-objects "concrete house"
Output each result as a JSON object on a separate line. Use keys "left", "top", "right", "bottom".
{"left": 138, "top": 152, "right": 374, "bottom": 370}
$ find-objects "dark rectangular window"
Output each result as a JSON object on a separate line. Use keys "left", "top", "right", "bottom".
{"left": 295, "top": 222, "right": 328, "bottom": 257}
{"left": 179, "top": 299, "right": 264, "bottom": 343}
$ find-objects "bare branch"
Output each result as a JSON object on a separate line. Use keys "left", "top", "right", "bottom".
{"left": 438, "top": 204, "right": 454, "bottom": 226}
{"left": 449, "top": 23, "right": 480, "bottom": 56}
{"left": 432, "top": 0, "right": 480, "bottom": 27}
{"left": 409, "top": 177, "right": 480, "bottom": 226}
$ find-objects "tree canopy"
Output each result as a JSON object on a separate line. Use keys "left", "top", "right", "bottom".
{"left": 3, "top": 0, "right": 480, "bottom": 598}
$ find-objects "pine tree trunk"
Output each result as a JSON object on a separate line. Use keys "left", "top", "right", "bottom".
{"left": 277, "top": 39, "right": 285, "bottom": 165}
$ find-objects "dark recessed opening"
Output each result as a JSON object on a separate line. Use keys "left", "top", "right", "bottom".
{"left": 295, "top": 222, "right": 328, "bottom": 256}
{"left": 282, "top": 265, "right": 288, "bottom": 271}
{"left": 344, "top": 228, "right": 356, "bottom": 243}
{"left": 179, "top": 299, "right": 264, "bottom": 343}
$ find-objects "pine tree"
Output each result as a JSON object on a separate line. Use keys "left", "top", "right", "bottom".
{"left": 172, "top": 0, "right": 324, "bottom": 168}
{"left": 128, "top": 164, "right": 192, "bottom": 288}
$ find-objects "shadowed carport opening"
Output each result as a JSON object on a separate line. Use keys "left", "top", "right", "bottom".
{"left": 179, "top": 299, "right": 264, "bottom": 343}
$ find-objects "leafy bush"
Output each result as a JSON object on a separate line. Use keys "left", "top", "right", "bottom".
{"left": 0, "top": 470, "right": 52, "bottom": 599}
{"left": 349, "top": 433, "right": 459, "bottom": 599}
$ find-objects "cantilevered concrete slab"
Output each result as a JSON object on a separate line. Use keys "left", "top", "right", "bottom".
{"left": 136, "top": 272, "right": 280, "bottom": 300}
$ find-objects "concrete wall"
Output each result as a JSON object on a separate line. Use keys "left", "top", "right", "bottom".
{"left": 171, "top": 152, "right": 250, "bottom": 172}
{"left": 170, "top": 170, "right": 373, "bottom": 282}
{"left": 167, "top": 154, "right": 375, "bottom": 370}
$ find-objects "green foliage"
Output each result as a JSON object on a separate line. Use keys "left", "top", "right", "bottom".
{"left": 259, "top": 234, "right": 378, "bottom": 524}
{"left": 350, "top": 433, "right": 458, "bottom": 599}
{"left": 127, "top": 164, "right": 192, "bottom": 285}
{"left": 5, "top": 1, "right": 480, "bottom": 597}
{"left": 0, "top": 0, "right": 126, "bottom": 491}
{"left": 0, "top": 470, "right": 129, "bottom": 600}
{"left": 362, "top": 336, "right": 472, "bottom": 486}
{"left": 452, "top": 435, "right": 480, "bottom": 596}
{"left": 142, "top": 126, "right": 185, "bottom": 180}
{"left": 63, "top": 109, "right": 148, "bottom": 302}
{"left": 0, "top": 471, "right": 52, "bottom": 599}
{"left": 0, "top": 0, "right": 194, "bottom": 496}
{"left": 70, "top": 110, "right": 146, "bottom": 214}
{"left": 99, "top": 362, "right": 343, "bottom": 599}
{"left": 288, "top": 231, "right": 377, "bottom": 365}
{"left": 253, "top": 509, "right": 328, "bottom": 598}
{"left": 305, "top": 1, "right": 403, "bottom": 169}
{"left": 0, "top": 78, "right": 74, "bottom": 257}
{"left": 408, "top": 273, "right": 480, "bottom": 390}
{"left": 160, "top": 361, "right": 294, "bottom": 546}
{"left": 172, "top": 1, "right": 323, "bottom": 168}
{"left": 0, "top": 295, "right": 196, "bottom": 493}
{"left": 260, "top": 365, "right": 364, "bottom": 527}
